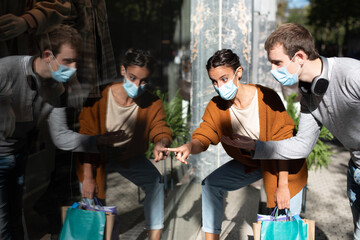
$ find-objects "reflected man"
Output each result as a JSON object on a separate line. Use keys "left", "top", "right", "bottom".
{"left": 0, "top": 24, "right": 80, "bottom": 240}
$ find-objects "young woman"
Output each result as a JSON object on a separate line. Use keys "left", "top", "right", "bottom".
{"left": 76, "top": 49, "right": 172, "bottom": 240}
{"left": 166, "top": 49, "right": 307, "bottom": 240}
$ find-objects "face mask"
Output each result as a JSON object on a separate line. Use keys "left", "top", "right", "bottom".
{"left": 48, "top": 53, "right": 76, "bottom": 83}
{"left": 270, "top": 55, "right": 300, "bottom": 86}
{"left": 123, "top": 69, "right": 146, "bottom": 98}
{"left": 213, "top": 67, "right": 240, "bottom": 100}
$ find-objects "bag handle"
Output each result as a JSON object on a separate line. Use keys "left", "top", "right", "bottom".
{"left": 272, "top": 207, "right": 293, "bottom": 221}
{"left": 93, "top": 197, "right": 103, "bottom": 207}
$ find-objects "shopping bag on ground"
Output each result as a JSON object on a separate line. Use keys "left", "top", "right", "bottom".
{"left": 59, "top": 204, "right": 106, "bottom": 240}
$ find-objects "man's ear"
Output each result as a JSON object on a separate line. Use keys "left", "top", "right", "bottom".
{"left": 42, "top": 49, "right": 53, "bottom": 63}
{"left": 294, "top": 50, "right": 308, "bottom": 66}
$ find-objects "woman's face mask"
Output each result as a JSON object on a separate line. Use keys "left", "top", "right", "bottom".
{"left": 213, "top": 67, "right": 240, "bottom": 100}
{"left": 123, "top": 69, "right": 146, "bottom": 98}
{"left": 270, "top": 55, "right": 300, "bottom": 86}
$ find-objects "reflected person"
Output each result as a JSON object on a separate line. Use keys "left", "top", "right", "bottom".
{"left": 0, "top": 24, "right": 81, "bottom": 240}
{"left": 166, "top": 49, "right": 307, "bottom": 240}
{"left": 76, "top": 49, "right": 172, "bottom": 240}
{"left": 0, "top": 24, "right": 126, "bottom": 240}
{"left": 222, "top": 23, "right": 360, "bottom": 239}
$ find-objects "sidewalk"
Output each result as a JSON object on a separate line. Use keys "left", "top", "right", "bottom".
{"left": 301, "top": 142, "right": 353, "bottom": 239}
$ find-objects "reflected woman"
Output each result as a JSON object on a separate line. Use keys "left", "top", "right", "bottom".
{"left": 167, "top": 49, "right": 307, "bottom": 240}
{"left": 76, "top": 49, "right": 172, "bottom": 240}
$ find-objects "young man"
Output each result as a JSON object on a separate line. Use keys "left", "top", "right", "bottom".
{"left": 0, "top": 24, "right": 123, "bottom": 240}
{"left": 222, "top": 23, "right": 360, "bottom": 239}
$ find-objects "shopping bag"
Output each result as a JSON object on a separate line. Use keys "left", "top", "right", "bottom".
{"left": 252, "top": 207, "right": 313, "bottom": 240}
{"left": 79, "top": 198, "right": 117, "bottom": 215}
{"left": 253, "top": 219, "right": 315, "bottom": 240}
{"left": 79, "top": 198, "right": 117, "bottom": 240}
{"left": 303, "top": 219, "right": 315, "bottom": 240}
{"left": 59, "top": 206, "right": 106, "bottom": 240}
{"left": 253, "top": 221, "right": 262, "bottom": 240}
{"left": 260, "top": 219, "right": 307, "bottom": 240}
{"left": 61, "top": 198, "right": 117, "bottom": 240}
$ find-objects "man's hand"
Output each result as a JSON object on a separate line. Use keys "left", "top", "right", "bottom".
{"left": 165, "top": 142, "right": 192, "bottom": 165}
{"left": 275, "top": 185, "right": 290, "bottom": 210}
{"left": 221, "top": 134, "right": 256, "bottom": 151}
{"left": 96, "top": 130, "right": 130, "bottom": 146}
{"left": 0, "top": 14, "right": 28, "bottom": 41}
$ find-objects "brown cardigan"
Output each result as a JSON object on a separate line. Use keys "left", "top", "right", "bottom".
{"left": 192, "top": 84, "right": 307, "bottom": 208}
{"left": 76, "top": 83, "right": 173, "bottom": 199}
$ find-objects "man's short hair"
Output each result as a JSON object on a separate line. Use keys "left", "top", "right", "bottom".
{"left": 265, "top": 23, "right": 319, "bottom": 60}
{"left": 47, "top": 24, "right": 82, "bottom": 56}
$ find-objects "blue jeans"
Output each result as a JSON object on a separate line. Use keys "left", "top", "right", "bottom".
{"left": 347, "top": 159, "right": 360, "bottom": 240}
{"left": 106, "top": 155, "right": 164, "bottom": 230}
{"left": 0, "top": 154, "right": 27, "bottom": 240}
{"left": 201, "top": 160, "right": 303, "bottom": 234}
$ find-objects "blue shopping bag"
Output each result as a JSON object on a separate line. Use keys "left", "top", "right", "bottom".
{"left": 59, "top": 205, "right": 106, "bottom": 240}
{"left": 260, "top": 219, "right": 307, "bottom": 240}
{"left": 260, "top": 208, "right": 307, "bottom": 240}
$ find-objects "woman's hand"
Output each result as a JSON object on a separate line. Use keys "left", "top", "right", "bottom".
{"left": 275, "top": 185, "right": 290, "bottom": 210}
{"left": 153, "top": 140, "right": 170, "bottom": 162}
{"left": 82, "top": 177, "right": 97, "bottom": 199}
{"left": 166, "top": 142, "right": 192, "bottom": 164}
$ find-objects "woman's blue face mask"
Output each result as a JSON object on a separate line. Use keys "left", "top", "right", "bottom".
{"left": 123, "top": 69, "right": 146, "bottom": 98}
{"left": 213, "top": 67, "right": 240, "bottom": 100}
{"left": 270, "top": 55, "right": 300, "bottom": 86}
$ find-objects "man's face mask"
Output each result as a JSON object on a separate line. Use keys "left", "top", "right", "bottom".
{"left": 213, "top": 67, "right": 240, "bottom": 100}
{"left": 123, "top": 69, "right": 146, "bottom": 98}
{"left": 271, "top": 55, "right": 300, "bottom": 86}
{"left": 48, "top": 52, "right": 76, "bottom": 83}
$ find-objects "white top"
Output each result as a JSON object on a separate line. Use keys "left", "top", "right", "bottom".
{"left": 106, "top": 87, "right": 138, "bottom": 147}
{"left": 230, "top": 90, "right": 260, "bottom": 140}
